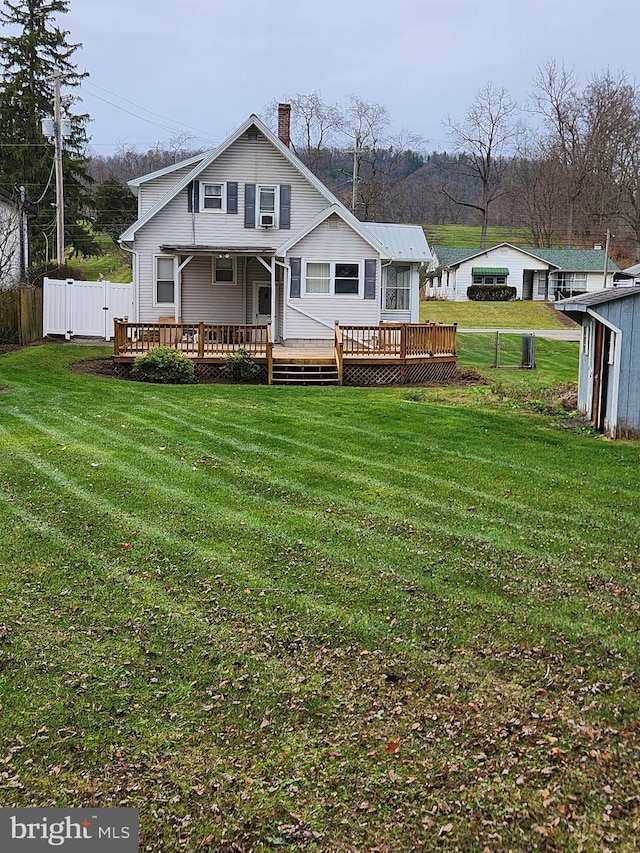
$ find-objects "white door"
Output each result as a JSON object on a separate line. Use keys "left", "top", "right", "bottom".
{"left": 253, "top": 281, "right": 271, "bottom": 324}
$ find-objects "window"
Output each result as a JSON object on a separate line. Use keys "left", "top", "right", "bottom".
{"left": 552, "top": 272, "right": 587, "bottom": 299}
{"left": 536, "top": 272, "right": 547, "bottom": 296}
{"left": 257, "top": 185, "right": 277, "bottom": 227}
{"left": 582, "top": 322, "right": 591, "bottom": 356}
{"left": 155, "top": 256, "right": 175, "bottom": 304}
{"left": 384, "top": 264, "right": 411, "bottom": 310}
{"left": 213, "top": 256, "right": 236, "bottom": 284}
{"left": 304, "top": 261, "right": 362, "bottom": 296}
{"left": 473, "top": 274, "right": 507, "bottom": 285}
{"left": 200, "top": 182, "right": 226, "bottom": 212}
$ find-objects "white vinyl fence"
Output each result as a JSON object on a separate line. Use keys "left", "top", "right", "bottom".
{"left": 43, "top": 277, "right": 134, "bottom": 341}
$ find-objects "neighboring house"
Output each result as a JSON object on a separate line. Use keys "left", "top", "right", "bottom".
{"left": 428, "top": 243, "right": 619, "bottom": 302}
{"left": 623, "top": 262, "right": 640, "bottom": 284}
{"left": 555, "top": 286, "right": 640, "bottom": 438}
{"left": 0, "top": 187, "right": 31, "bottom": 287}
{"left": 119, "top": 109, "right": 430, "bottom": 344}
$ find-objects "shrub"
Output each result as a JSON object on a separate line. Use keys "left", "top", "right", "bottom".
{"left": 130, "top": 347, "right": 195, "bottom": 384}
{"left": 30, "top": 263, "right": 87, "bottom": 288}
{"left": 220, "top": 348, "right": 261, "bottom": 382}
{"left": 467, "top": 284, "right": 517, "bottom": 301}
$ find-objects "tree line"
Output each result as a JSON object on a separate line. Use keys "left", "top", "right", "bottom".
{"left": 1, "top": 0, "right": 639, "bottom": 269}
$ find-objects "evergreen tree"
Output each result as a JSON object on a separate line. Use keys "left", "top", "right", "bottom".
{"left": 0, "top": 0, "right": 98, "bottom": 262}
{"left": 93, "top": 177, "right": 137, "bottom": 242}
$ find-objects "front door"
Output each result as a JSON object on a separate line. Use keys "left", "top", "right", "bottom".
{"left": 253, "top": 281, "right": 271, "bottom": 325}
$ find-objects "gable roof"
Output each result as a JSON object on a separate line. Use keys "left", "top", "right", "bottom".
{"left": 127, "top": 152, "right": 208, "bottom": 195}
{"left": 119, "top": 114, "right": 344, "bottom": 243}
{"left": 364, "top": 223, "right": 431, "bottom": 262}
{"left": 275, "top": 205, "right": 391, "bottom": 259}
{"left": 433, "top": 243, "right": 619, "bottom": 272}
{"left": 555, "top": 285, "right": 640, "bottom": 314}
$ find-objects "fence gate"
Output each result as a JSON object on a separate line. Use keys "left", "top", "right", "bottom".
{"left": 43, "top": 277, "right": 133, "bottom": 341}
{"left": 493, "top": 332, "right": 536, "bottom": 369}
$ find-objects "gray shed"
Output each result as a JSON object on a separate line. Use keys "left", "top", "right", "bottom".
{"left": 555, "top": 286, "right": 640, "bottom": 438}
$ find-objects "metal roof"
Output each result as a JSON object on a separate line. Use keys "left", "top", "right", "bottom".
{"left": 363, "top": 223, "right": 431, "bottom": 262}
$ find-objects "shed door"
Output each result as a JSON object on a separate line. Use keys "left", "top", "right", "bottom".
{"left": 592, "top": 323, "right": 612, "bottom": 431}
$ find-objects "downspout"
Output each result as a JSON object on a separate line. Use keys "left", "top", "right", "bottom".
{"left": 274, "top": 258, "right": 290, "bottom": 341}
{"left": 118, "top": 241, "right": 139, "bottom": 322}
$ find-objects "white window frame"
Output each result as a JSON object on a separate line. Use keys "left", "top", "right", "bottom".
{"left": 384, "top": 263, "right": 412, "bottom": 311}
{"left": 303, "top": 260, "right": 363, "bottom": 298}
{"left": 154, "top": 255, "right": 176, "bottom": 306}
{"left": 211, "top": 255, "right": 237, "bottom": 285}
{"left": 582, "top": 322, "right": 591, "bottom": 356}
{"left": 200, "top": 182, "right": 227, "bottom": 213}
{"left": 256, "top": 184, "right": 279, "bottom": 228}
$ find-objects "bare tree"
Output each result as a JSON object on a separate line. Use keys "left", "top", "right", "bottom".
{"left": 0, "top": 202, "right": 21, "bottom": 286}
{"left": 443, "top": 83, "right": 520, "bottom": 246}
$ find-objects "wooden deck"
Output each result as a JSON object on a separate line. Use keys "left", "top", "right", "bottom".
{"left": 113, "top": 320, "right": 457, "bottom": 385}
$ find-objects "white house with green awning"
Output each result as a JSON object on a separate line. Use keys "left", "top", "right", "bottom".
{"left": 427, "top": 243, "right": 619, "bottom": 302}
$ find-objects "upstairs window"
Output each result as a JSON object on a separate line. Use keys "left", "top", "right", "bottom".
{"left": 200, "top": 182, "right": 226, "bottom": 212}
{"left": 257, "top": 185, "right": 277, "bottom": 227}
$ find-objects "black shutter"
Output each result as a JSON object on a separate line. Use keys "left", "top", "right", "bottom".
{"left": 279, "top": 184, "right": 291, "bottom": 229}
{"left": 364, "top": 259, "right": 377, "bottom": 300}
{"left": 290, "top": 257, "right": 301, "bottom": 298}
{"left": 187, "top": 181, "right": 193, "bottom": 212}
{"left": 244, "top": 183, "right": 256, "bottom": 228}
{"left": 227, "top": 182, "right": 238, "bottom": 214}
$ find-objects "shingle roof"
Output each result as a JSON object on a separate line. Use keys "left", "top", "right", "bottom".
{"left": 555, "top": 285, "right": 640, "bottom": 311}
{"left": 433, "top": 244, "right": 619, "bottom": 272}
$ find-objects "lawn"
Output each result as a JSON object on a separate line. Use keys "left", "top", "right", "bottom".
{"left": 420, "top": 299, "right": 573, "bottom": 330}
{"left": 422, "top": 225, "right": 535, "bottom": 249}
{"left": 0, "top": 345, "right": 638, "bottom": 851}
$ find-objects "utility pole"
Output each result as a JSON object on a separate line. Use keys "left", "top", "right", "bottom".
{"left": 351, "top": 132, "right": 361, "bottom": 214}
{"left": 603, "top": 229, "right": 612, "bottom": 289}
{"left": 52, "top": 71, "right": 65, "bottom": 266}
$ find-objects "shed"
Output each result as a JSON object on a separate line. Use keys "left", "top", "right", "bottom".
{"left": 555, "top": 286, "right": 640, "bottom": 438}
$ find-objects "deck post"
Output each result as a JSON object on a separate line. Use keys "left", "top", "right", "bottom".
{"left": 334, "top": 321, "right": 343, "bottom": 386}
{"left": 400, "top": 323, "right": 407, "bottom": 360}
{"left": 267, "top": 322, "right": 273, "bottom": 385}
{"left": 198, "top": 322, "right": 204, "bottom": 358}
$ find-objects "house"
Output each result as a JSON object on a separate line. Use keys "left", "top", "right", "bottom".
{"left": 119, "top": 108, "right": 428, "bottom": 342}
{"left": 115, "top": 107, "right": 455, "bottom": 385}
{"left": 0, "top": 187, "right": 31, "bottom": 287}
{"left": 427, "top": 243, "right": 619, "bottom": 301}
{"left": 555, "top": 286, "right": 640, "bottom": 438}
{"left": 623, "top": 262, "right": 640, "bottom": 285}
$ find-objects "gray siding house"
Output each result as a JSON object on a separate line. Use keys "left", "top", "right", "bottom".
{"left": 119, "top": 109, "right": 430, "bottom": 345}
{"left": 555, "top": 287, "right": 640, "bottom": 438}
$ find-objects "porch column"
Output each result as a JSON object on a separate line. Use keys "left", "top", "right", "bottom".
{"left": 176, "top": 255, "right": 193, "bottom": 323}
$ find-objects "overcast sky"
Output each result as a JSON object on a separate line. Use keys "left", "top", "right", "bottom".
{"left": 63, "top": 0, "right": 640, "bottom": 157}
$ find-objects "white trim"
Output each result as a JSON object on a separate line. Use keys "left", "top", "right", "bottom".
{"left": 303, "top": 259, "right": 364, "bottom": 298}
{"left": 212, "top": 255, "right": 237, "bottom": 284}
{"left": 257, "top": 184, "right": 279, "bottom": 228}
{"left": 277, "top": 204, "right": 390, "bottom": 259}
{"left": 120, "top": 114, "right": 345, "bottom": 243}
{"left": 200, "top": 181, "right": 227, "bottom": 213}
{"left": 586, "top": 307, "right": 622, "bottom": 437}
{"left": 153, "top": 254, "right": 176, "bottom": 308}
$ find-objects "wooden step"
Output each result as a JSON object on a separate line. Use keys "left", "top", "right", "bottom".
{"left": 272, "top": 362, "right": 339, "bottom": 385}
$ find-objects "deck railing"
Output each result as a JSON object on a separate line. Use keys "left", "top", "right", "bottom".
{"left": 338, "top": 323, "right": 457, "bottom": 357}
{"left": 114, "top": 320, "right": 271, "bottom": 357}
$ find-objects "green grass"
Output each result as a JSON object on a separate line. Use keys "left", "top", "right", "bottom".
{"left": 423, "top": 224, "right": 535, "bottom": 248}
{"left": 420, "top": 299, "right": 574, "bottom": 329}
{"left": 0, "top": 345, "right": 638, "bottom": 851}
{"left": 68, "top": 233, "right": 132, "bottom": 283}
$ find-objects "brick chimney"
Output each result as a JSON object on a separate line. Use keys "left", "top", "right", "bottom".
{"left": 278, "top": 103, "right": 291, "bottom": 148}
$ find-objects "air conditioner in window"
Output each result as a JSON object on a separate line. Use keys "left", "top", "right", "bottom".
{"left": 259, "top": 212, "right": 275, "bottom": 228}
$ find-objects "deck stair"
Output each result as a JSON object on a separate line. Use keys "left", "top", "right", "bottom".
{"left": 271, "top": 350, "right": 339, "bottom": 385}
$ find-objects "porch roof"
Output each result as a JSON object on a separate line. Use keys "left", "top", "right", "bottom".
{"left": 160, "top": 244, "right": 276, "bottom": 256}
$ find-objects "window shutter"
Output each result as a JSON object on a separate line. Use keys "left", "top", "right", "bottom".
{"left": 187, "top": 181, "right": 193, "bottom": 212}
{"left": 279, "top": 184, "right": 291, "bottom": 229}
{"left": 364, "top": 259, "right": 377, "bottom": 300}
{"left": 227, "top": 182, "right": 238, "bottom": 214}
{"left": 244, "top": 183, "right": 256, "bottom": 228}
{"left": 290, "top": 257, "right": 301, "bottom": 298}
